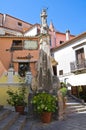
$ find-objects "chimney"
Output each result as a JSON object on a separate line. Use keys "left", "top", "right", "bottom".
{"left": 2, "top": 14, "right": 6, "bottom": 26}
{"left": 66, "top": 30, "right": 70, "bottom": 41}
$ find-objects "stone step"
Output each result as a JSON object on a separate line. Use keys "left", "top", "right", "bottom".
{"left": 67, "top": 105, "right": 85, "bottom": 110}
{"left": 77, "top": 111, "right": 86, "bottom": 113}
{"left": 0, "top": 105, "right": 4, "bottom": 111}
{"left": 9, "top": 115, "right": 26, "bottom": 130}
{"left": 0, "top": 111, "right": 19, "bottom": 130}
{"left": 66, "top": 107, "right": 86, "bottom": 114}
{"left": 66, "top": 102, "right": 82, "bottom": 106}
{"left": 0, "top": 109, "right": 11, "bottom": 121}
{"left": 23, "top": 119, "right": 36, "bottom": 130}
{"left": 65, "top": 96, "right": 86, "bottom": 115}
{"left": 65, "top": 102, "right": 86, "bottom": 115}
{"left": 76, "top": 107, "right": 86, "bottom": 112}
{"left": 0, "top": 108, "right": 28, "bottom": 130}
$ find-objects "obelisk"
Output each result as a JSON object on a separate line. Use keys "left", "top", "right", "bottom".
{"left": 38, "top": 9, "right": 53, "bottom": 92}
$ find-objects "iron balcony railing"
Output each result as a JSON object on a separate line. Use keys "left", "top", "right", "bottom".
{"left": 70, "top": 60, "right": 86, "bottom": 72}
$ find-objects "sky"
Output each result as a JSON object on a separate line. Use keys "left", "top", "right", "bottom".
{"left": 0, "top": 0, "right": 86, "bottom": 35}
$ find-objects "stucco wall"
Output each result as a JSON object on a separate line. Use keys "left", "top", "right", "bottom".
{"left": 54, "top": 36, "right": 86, "bottom": 78}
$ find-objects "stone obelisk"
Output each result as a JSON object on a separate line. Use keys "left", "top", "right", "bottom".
{"left": 38, "top": 9, "right": 53, "bottom": 92}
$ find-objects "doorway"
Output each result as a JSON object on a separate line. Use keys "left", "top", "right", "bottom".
{"left": 18, "top": 62, "right": 29, "bottom": 77}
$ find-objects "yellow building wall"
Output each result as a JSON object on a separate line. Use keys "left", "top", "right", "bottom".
{"left": 0, "top": 85, "right": 29, "bottom": 106}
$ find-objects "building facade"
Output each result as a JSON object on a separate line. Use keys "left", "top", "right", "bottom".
{"left": 51, "top": 32, "right": 86, "bottom": 97}
{"left": 0, "top": 12, "right": 75, "bottom": 80}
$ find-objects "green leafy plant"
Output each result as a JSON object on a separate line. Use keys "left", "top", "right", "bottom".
{"left": 7, "top": 86, "right": 27, "bottom": 107}
{"left": 60, "top": 82, "right": 67, "bottom": 97}
{"left": 31, "top": 92, "right": 58, "bottom": 113}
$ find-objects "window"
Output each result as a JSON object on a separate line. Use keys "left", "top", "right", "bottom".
{"left": 60, "top": 41, "right": 64, "bottom": 44}
{"left": 18, "top": 22, "right": 22, "bottom": 26}
{"left": 76, "top": 48, "right": 84, "bottom": 62}
{"left": 59, "top": 70, "right": 63, "bottom": 75}
{"left": 11, "top": 40, "right": 23, "bottom": 50}
{"left": 75, "top": 48, "right": 85, "bottom": 68}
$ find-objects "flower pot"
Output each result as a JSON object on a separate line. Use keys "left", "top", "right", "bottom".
{"left": 41, "top": 112, "right": 52, "bottom": 123}
{"left": 15, "top": 106, "right": 25, "bottom": 115}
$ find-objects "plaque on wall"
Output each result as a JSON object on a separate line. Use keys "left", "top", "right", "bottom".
{"left": 24, "top": 40, "right": 38, "bottom": 50}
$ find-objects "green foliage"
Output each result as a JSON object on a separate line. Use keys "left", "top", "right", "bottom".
{"left": 31, "top": 92, "right": 58, "bottom": 113}
{"left": 7, "top": 86, "right": 27, "bottom": 106}
{"left": 60, "top": 87, "right": 67, "bottom": 97}
{"left": 60, "top": 82, "right": 66, "bottom": 88}
{"left": 60, "top": 82, "right": 67, "bottom": 97}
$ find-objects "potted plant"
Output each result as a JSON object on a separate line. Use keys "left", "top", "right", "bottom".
{"left": 31, "top": 92, "right": 58, "bottom": 123}
{"left": 7, "top": 86, "right": 27, "bottom": 114}
{"left": 60, "top": 82, "right": 67, "bottom": 109}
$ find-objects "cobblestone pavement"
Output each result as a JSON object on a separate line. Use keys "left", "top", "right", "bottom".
{"left": 24, "top": 112, "right": 86, "bottom": 130}
{"left": 24, "top": 113, "right": 86, "bottom": 130}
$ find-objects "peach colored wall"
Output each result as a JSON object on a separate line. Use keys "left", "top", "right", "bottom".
{"left": 0, "top": 37, "right": 39, "bottom": 76}
{"left": 56, "top": 32, "right": 75, "bottom": 46}
{"left": 14, "top": 62, "right": 18, "bottom": 72}
{"left": 30, "top": 62, "right": 37, "bottom": 76}
{"left": 0, "top": 14, "right": 32, "bottom": 32}
{"left": 49, "top": 30, "right": 75, "bottom": 48}
{"left": 0, "top": 38, "right": 12, "bottom": 70}
{"left": 56, "top": 33, "right": 66, "bottom": 45}
{"left": 14, "top": 62, "right": 37, "bottom": 76}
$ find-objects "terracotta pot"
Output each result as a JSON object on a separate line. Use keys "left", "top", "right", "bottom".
{"left": 41, "top": 112, "right": 52, "bottom": 123}
{"left": 15, "top": 106, "right": 25, "bottom": 115}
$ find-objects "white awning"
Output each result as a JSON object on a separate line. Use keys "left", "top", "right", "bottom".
{"left": 67, "top": 73, "right": 86, "bottom": 86}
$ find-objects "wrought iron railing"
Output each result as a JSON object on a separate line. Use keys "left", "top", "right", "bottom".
{"left": 70, "top": 60, "right": 86, "bottom": 72}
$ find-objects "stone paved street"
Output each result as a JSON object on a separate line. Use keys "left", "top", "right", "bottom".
{"left": 24, "top": 112, "right": 86, "bottom": 130}
{"left": 56, "top": 113, "right": 86, "bottom": 130}
{"left": 24, "top": 96, "right": 86, "bottom": 130}
{"left": 1, "top": 96, "right": 86, "bottom": 129}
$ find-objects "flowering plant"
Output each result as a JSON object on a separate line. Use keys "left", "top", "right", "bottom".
{"left": 7, "top": 86, "right": 27, "bottom": 107}
{"left": 31, "top": 92, "right": 57, "bottom": 113}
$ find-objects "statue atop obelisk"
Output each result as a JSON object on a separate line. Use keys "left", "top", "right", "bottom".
{"left": 37, "top": 9, "right": 53, "bottom": 92}
{"left": 40, "top": 9, "right": 48, "bottom": 34}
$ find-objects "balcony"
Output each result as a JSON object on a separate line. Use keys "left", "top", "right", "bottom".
{"left": 11, "top": 45, "right": 23, "bottom": 50}
{"left": 70, "top": 60, "right": 86, "bottom": 72}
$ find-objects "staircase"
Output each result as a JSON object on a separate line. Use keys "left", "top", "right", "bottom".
{"left": 0, "top": 96, "right": 86, "bottom": 130}
{"left": 0, "top": 105, "right": 26, "bottom": 130}
{"left": 65, "top": 96, "right": 86, "bottom": 116}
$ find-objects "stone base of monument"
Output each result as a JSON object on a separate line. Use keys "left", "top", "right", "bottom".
{"left": 27, "top": 93, "right": 35, "bottom": 119}
{"left": 27, "top": 93, "right": 40, "bottom": 120}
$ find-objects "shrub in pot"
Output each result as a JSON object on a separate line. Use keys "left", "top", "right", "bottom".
{"left": 7, "top": 86, "right": 27, "bottom": 114}
{"left": 31, "top": 92, "right": 58, "bottom": 123}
